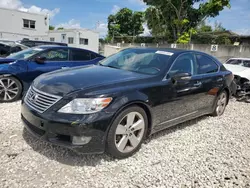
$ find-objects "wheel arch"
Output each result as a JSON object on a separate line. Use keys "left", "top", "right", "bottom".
{"left": 106, "top": 100, "right": 153, "bottom": 138}
{"left": 0, "top": 74, "right": 24, "bottom": 89}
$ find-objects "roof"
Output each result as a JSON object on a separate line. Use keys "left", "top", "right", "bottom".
{"left": 227, "top": 57, "right": 250, "bottom": 61}
{"left": 125, "top": 47, "right": 202, "bottom": 55}
{"left": 35, "top": 45, "right": 98, "bottom": 53}
{"left": 0, "top": 7, "right": 48, "bottom": 17}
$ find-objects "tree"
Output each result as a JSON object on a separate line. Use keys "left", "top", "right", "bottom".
{"left": 143, "top": 0, "right": 230, "bottom": 43}
{"left": 214, "top": 21, "right": 226, "bottom": 32}
{"left": 107, "top": 8, "right": 144, "bottom": 41}
{"left": 197, "top": 20, "right": 212, "bottom": 32}
{"left": 49, "top": 25, "right": 55, "bottom": 30}
{"left": 57, "top": 27, "right": 64, "bottom": 30}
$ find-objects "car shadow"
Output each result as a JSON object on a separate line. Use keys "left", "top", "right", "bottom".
{"left": 22, "top": 115, "right": 209, "bottom": 166}
{"left": 22, "top": 128, "right": 114, "bottom": 167}
{"left": 145, "top": 115, "right": 208, "bottom": 143}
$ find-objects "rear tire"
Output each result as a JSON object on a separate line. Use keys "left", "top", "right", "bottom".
{"left": 106, "top": 106, "right": 148, "bottom": 159}
{"left": 211, "top": 90, "right": 228, "bottom": 116}
{"left": 0, "top": 76, "right": 22, "bottom": 102}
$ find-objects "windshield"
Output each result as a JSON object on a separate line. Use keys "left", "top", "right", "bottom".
{"left": 7, "top": 47, "right": 43, "bottom": 60}
{"left": 99, "top": 49, "right": 172, "bottom": 75}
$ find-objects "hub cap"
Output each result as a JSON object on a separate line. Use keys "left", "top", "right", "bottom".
{"left": 0, "top": 78, "right": 19, "bottom": 101}
{"left": 115, "top": 112, "right": 145, "bottom": 153}
{"left": 216, "top": 92, "right": 227, "bottom": 115}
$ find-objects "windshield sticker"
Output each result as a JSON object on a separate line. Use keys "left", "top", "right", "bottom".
{"left": 156, "top": 51, "right": 174, "bottom": 56}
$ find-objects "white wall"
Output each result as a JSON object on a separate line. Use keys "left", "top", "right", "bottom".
{"left": 32, "top": 29, "right": 99, "bottom": 53}
{"left": 0, "top": 7, "right": 49, "bottom": 40}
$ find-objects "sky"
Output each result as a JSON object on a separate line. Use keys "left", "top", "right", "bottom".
{"left": 0, "top": 0, "right": 249, "bottom": 37}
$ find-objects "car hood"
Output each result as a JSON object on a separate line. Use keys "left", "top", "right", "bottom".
{"left": 0, "top": 58, "right": 17, "bottom": 64}
{"left": 224, "top": 64, "right": 250, "bottom": 80}
{"left": 33, "top": 65, "right": 153, "bottom": 96}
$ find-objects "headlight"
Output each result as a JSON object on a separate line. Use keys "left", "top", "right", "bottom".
{"left": 58, "top": 98, "right": 112, "bottom": 114}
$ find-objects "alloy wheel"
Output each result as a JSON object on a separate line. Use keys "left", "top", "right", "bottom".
{"left": 0, "top": 78, "right": 19, "bottom": 101}
{"left": 216, "top": 92, "right": 227, "bottom": 116}
{"left": 115, "top": 112, "right": 145, "bottom": 153}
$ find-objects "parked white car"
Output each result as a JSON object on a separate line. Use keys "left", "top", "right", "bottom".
{"left": 224, "top": 58, "right": 250, "bottom": 102}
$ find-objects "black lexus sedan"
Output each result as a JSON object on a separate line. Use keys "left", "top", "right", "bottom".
{"left": 21, "top": 48, "right": 235, "bottom": 158}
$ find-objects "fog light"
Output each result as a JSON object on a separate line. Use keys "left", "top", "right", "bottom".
{"left": 72, "top": 136, "right": 92, "bottom": 145}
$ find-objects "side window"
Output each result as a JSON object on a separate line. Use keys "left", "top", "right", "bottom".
{"left": 226, "top": 59, "right": 242, "bottom": 65}
{"left": 169, "top": 53, "right": 197, "bottom": 76}
{"left": 0, "top": 44, "right": 10, "bottom": 56}
{"left": 243, "top": 60, "right": 250, "bottom": 68}
{"left": 38, "top": 49, "right": 69, "bottom": 61}
{"left": 71, "top": 49, "right": 91, "bottom": 61}
{"left": 196, "top": 54, "right": 219, "bottom": 74}
{"left": 90, "top": 53, "right": 96, "bottom": 60}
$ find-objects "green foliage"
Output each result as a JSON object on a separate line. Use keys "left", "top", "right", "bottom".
{"left": 197, "top": 20, "right": 213, "bottom": 32}
{"left": 49, "top": 25, "right": 55, "bottom": 30}
{"left": 177, "top": 28, "right": 197, "bottom": 44}
{"left": 57, "top": 27, "right": 64, "bottom": 30}
{"left": 107, "top": 8, "right": 144, "bottom": 41}
{"left": 214, "top": 21, "right": 226, "bottom": 32}
{"left": 191, "top": 33, "right": 233, "bottom": 45}
{"left": 143, "top": 0, "right": 230, "bottom": 42}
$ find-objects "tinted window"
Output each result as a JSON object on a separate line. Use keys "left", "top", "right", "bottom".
{"left": 38, "top": 49, "right": 69, "bottom": 61}
{"left": 71, "top": 49, "right": 91, "bottom": 61}
{"left": 226, "top": 59, "right": 242, "bottom": 65}
{"left": 169, "top": 53, "right": 197, "bottom": 76}
{"left": 196, "top": 54, "right": 219, "bottom": 74}
{"left": 21, "top": 41, "right": 35, "bottom": 47}
{"left": 243, "top": 60, "right": 250, "bottom": 68}
{"left": 0, "top": 44, "right": 10, "bottom": 56}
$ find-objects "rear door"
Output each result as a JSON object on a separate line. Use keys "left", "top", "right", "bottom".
{"left": 195, "top": 53, "right": 223, "bottom": 111}
{"left": 69, "top": 48, "right": 103, "bottom": 66}
{"left": 27, "top": 48, "right": 71, "bottom": 82}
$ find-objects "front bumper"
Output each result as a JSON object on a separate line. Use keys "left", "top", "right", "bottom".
{"left": 21, "top": 102, "right": 113, "bottom": 154}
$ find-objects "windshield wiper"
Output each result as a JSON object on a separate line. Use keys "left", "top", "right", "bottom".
{"left": 98, "top": 63, "right": 119, "bottom": 69}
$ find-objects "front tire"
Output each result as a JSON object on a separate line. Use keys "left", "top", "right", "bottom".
{"left": 106, "top": 106, "right": 148, "bottom": 159}
{"left": 212, "top": 90, "right": 228, "bottom": 116}
{"left": 0, "top": 76, "right": 22, "bottom": 102}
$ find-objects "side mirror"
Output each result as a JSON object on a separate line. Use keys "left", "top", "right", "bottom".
{"left": 171, "top": 72, "right": 192, "bottom": 83}
{"left": 35, "top": 56, "right": 46, "bottom": 64}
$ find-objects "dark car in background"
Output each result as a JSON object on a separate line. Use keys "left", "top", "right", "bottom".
{"left": 0, "top": 46, "right": 104, "bottom": 102}
{"left": 0, "top": 42, "right": 28, "bottom": 57}
{"left": 18, "top": 39, "right": 68, "bottom": 48}
{"left": 21, "top": 48, "right": 235, "bottom": 158}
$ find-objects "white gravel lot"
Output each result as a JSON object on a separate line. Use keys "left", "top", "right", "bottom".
{"left": 0, "top": 100, "right": 250, "bottom": 188}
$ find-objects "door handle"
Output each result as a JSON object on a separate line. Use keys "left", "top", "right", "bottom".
{"left": 193, "top": 81, "right": 202, "bottom": 87}
{"left": 61, "top": 66, "right": 69, "bottom": 69}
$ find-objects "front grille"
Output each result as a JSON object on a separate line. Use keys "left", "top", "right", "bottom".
{"left": 24, "top": 86, "right": 62, "bottom": 113}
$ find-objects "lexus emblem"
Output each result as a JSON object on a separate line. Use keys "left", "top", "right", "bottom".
{"left": 30, "top": 94, "right": 38, "bottom": 102}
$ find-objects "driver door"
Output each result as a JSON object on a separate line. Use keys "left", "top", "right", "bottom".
{"left": 27, "top": 48, "right": 70, "bottom": 82}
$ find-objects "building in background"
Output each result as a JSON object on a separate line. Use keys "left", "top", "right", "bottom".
{"left": 0, "top": 7, "right": 49, "bottom": 40}
{"left": 0, "top": 8, "right": 99, "bottom": 53}
{"left": 32, "top": 29, "right": 99, "bottom": 53}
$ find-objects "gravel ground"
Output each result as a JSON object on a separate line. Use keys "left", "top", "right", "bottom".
{"left": 0, "top": 100, "right": 250, "bottom": 188}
